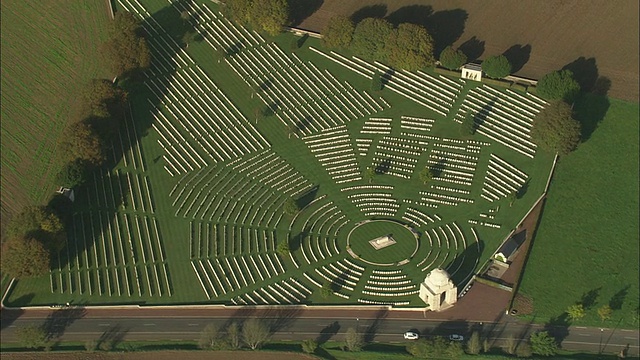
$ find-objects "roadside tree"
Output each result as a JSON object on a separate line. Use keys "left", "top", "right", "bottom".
{"left": 242, "top": 318, "right": 270, "bottom": 350}
{"left": 567, "top": 303, "right": 586, "bottom": 321}
{"left": 529, "top": 331, "right": 558, "bottom": 356}
{"left": 16, "top": 324, "right": 48, "bottom": 349}
{"left": 344, "top": 327, "right": 364, "bottom": 351}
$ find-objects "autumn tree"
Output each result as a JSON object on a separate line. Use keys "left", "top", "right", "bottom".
{"left": 386, "top": 23, "right": 435, "bottom": 71}
{"left": 283, "top": 197, "right": 300, "bottom": 215}
{"left": 364, "top": 167, "right": 376, "bottom": 183}
{"left": 226, "top": 0, "right": 289, "bottom": 36}
{"left": 439, "top": 46, "right": 467, "bottom": 70}
{"left": 242, "top": 318, "right": 270, "bottom": 350}
{"left": 60, "top": 122, "right": 106, "bottom": 165}
{"left": 530, "top": 100, "right": 581, "bottom": 155}
{"left": 536, "top": 69, "right": 581, "bottom": 103}
{"left": 276, "top": 239, "right": 290, "bottom": 255}
{"left": 598, "top": 304, "right": 612, "bottom": 322}
{"left": 226, "top": 322, "right": 241, "bottom": 349}
{"left": 567, "top": 303, "right": 586, "bottom": 321}
{"left": 320, "top": 281, "right": 332, "bottom": 299}
{"left": 1, "top": 236, "right": 51, "bottom": 278}
{"left": 482, "top": 55, "right": 511, "bottom": 78}
{"left": 5, "top": 206, "right": 65, "bottom": 252}
{"left": 101, "top": 11, "right": 150, "bottom": 78}
{"left": 56, "top": 159, "right": 91, "bottom": 188}
{"left": 351, "top": 18, "right": 393, "bottom": 61}
{"left": 322, "top": 16, "right": 355, "bottom": 49}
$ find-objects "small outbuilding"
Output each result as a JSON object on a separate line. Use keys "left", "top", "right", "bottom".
{"left": 461, "top": 63, "right": 482, "bottom": 81}
{"left": 494, "top": 230, "right": 526, "bottom": 264}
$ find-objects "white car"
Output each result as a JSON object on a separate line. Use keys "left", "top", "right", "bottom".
{"left": 404, "top": 331, "right": 419, "bottom": 340}
{"left": 449, "top": 334, "right": 464, "bottom": 341}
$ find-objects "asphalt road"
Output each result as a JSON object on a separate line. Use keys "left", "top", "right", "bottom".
{"left": 1, "top": 308, "right": 638, "bottom": 357}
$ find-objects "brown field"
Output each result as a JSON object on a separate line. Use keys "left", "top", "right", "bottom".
{"left": 0, "top": 350, "right": 314, "bottom": 360}
{"left": 297, "top": 0, "right": 639, "bottom": 102}
{"left": 0, "top": 1, "right": 111, "bottom": 236}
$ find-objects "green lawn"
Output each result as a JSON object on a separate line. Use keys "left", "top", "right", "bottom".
{"left": 517, "top": 95, "right": 639, "bottom": 328}
{"left": 4, "top": 0, "right": 554, "bottom": 308}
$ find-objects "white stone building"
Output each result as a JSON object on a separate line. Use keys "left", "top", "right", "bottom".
{"left": 419, "top": 268, "right": 458, "bottom": 311}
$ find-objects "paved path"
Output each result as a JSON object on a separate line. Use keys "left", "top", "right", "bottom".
{"left": 1, "top": 307, "right": 637, "bottom": 357}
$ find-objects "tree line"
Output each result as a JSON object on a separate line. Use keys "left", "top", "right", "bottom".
{"left": 1, "top": 12, "right": 150, "bottom": 279}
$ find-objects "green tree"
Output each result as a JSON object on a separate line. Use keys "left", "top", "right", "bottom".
{"left": 507, "top": 191, "right": 517, "bottom": 207}
{"left": 254, "top": 0, "right": 288, "bottom": 36}
{"left": 483, "top": 338, "right": 491, "bottom": 353}
{"left": 466, "top": 331, "right": 481, "bottom": 355}
{"left": 320, "top": 281, "right": 332, "bottom": 299}
{"left": 439, "top": 46, "right": 467, "bottom": 70}
{"left": 61, "top": 122, "right": 106, "bottom": 165}
{"left": 344, "top": 327, "right": 364, "bottom": 351}
{"left": 482, "top": 55, "right": 511, "bottom": 78}
{"left": 226, "top": 322, "right": 241, "bottom": 349}
{"left": 1, "top": 236, "right": 51, "bottom": 278}
{"left": 56, "top": 159, "right": 91, "bottom": 188}
{"left": 567, "top": 303, "right": 586, "bottom": 321}
{"left": 301, "top": 339, "right": 318, "bottom": 354}
{"left": 101, "top": 12, "right": 150, "bottom": 77}
{"left": 283, "top": 197, "right": 299, "bottom": 215}
{"left": 419, "top": 167, "right": 434, "bottom": 185}
{"left": 351, "top": 18, "right": 393, "bottom": 61}
{"left": 530, "top": 100, "right": 581, "bottom": 155}
{"left": 364, "top": 167, "right": 376, "bottom": 183}
{"left": 276, "top": 240, "right": 290, "bottom": 255}
{"left": 198, "top": 323, "right": 222, "bottom": 349}
{"left": 322, "top": 15, "right": 354, "bottom": 49}
{"left": 386, "top": 23, "right": 435, "bottom": 71}
{"left": 461, "top": 112, "right": 476, "bottom": 136}
{"left": 371, "top": 72, "right": 383, "bottom": 92}
{"left": 598, "top": 304, "right": 612, "bottom": 322}
{"left": 536, "top": 69, "right": 581, "bottom": 103}
{"left": 242, "top": 318, "right": 270, "bottom": 350}
{"left": 447, "top": 341, "right": 465, "bottom": 358}
{"left": 529, "top": 331, "right": 558, "bottom": 356}
{"left": 16, "top": 324, "right": 48, "bottom": 349}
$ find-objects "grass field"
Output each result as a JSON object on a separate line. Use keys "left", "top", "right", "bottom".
{"left": 517, "top": 96, "right": 639, "bottom": 328}
{"left": 0, "top": 1, "right": 111, "bottom": 232}
{"left": 4, "top": 0, "right": 554, "bottom": 308}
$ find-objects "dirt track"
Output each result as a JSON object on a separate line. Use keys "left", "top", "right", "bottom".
{"left": 297, "top": 0, "right": 639, "bottom": 102}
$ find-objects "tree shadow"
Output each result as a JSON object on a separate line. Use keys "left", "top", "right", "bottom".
{"left": 363, "top": 308, "right": 388, "bottom": 343}
{"left": 290, "top": 229, "right": 309, "bottom": 252}
{"left": 297, "top": 33, "right": 310, "bottom": 48}
{"left": 98, "top": 324, "right": 129, "bottom": 349}
{"left": 502, "top": 44, "right": 531, "bottom": 73}
{"left": 458, "top": 36, "right": 485, "bottom": 62}
{"left": 289, "top": 0, "right": 324, "bottom": 27}
{"left": 296, "top": 185, "right": 319, "bottom": 210}
{"left": 43, "top": 306, "right": 87, "bottom": 341}
{"left": 380, "top": 68, "right": 394, "bottom": 87}
{"left": 317, "top": 321, "right": 341, "bottom": 345}
{"left": 573, "top": 92, "right": 610, "bottom": 142}
{"left": 592, "top": 76, "right": 611, "bottom": 97}
{"left": 544, "top": 312, "right": 570, "bottom": 343}
{"left": 609, "top": 285, "right": 629, "bottom": 310}
{"left": 0, "top": 293, "right": 33, "bottom": 329}
{"left": 562, "top": 56, "right": 599, "bottom": 92}
{"left": 579, "top": 287, "right": 601, "bottom": 310}
{"left": 516, "top": 179, "right": 530, "bottom": 199}
{"left": 350, "top": 4, "right": 388, "bottom": 24}
{"left": 428, "top": 159, "right": 446, "bottom": 178}
{"left": 386, "top": 6, "right": 468, "bottom": 54}
{"left": 429, "top": 319, "right": 470, "bottom": 338}
{"left": 262, "top": 306, "right": 304, "bottom": 333}
{"left": 374, "top": 158, "right": 392, "bottom": 174}
{"left": 446, "top": 239, "right": 484, "bottom": 287}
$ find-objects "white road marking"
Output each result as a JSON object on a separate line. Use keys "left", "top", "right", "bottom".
{"left": 188, "top": 323, "right": 199, "bottom": 326}
{"left": 578, "top": 333, "right": 591, "bottom": 336}
{"left": 144, "top": 323, "right": 156, "bottom": 326}
{"left": 98, "top": 324, "right": 110, "bottom": 327}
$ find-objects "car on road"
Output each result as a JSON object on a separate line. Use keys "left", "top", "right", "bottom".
{"left": 404, "top": 331, "right": 419, "bottom": 340}
{"left": 449, "top": 334, "right": 464, "bottom": 341}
